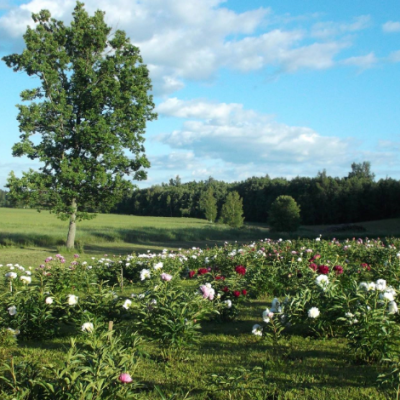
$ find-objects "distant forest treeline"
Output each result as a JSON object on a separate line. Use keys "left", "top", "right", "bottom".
{"left": 113, "top": 163, "right": 400, "bottom": 225}
{"left": 3, "top": 162, "right": 400, "bottom": 225}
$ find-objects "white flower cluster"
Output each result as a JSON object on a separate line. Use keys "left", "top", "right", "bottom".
{"left": 315, "top": 275, "right": 329, "bottom": 290}
{"left": 359, "top": 279, "right": 398, "bottom": 314}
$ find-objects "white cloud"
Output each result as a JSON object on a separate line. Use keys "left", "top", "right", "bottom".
{"left": 156, "top": 98, "right": 351, "bottom": 166}
{"left": 383, "top": 21, "right": 400, "bottom": 33}
{"left": 341, "top": 52, "right": 377, "bottom": 69}
{"left": 311, "top": 15, "right": 370, "bottom": 39}
{"left": 0, "top": 0, "right": 372, "bottom": 95}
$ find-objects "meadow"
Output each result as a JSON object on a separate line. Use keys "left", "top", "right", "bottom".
{"left": 0, "top": 208, "right": 399, "bottom": 399}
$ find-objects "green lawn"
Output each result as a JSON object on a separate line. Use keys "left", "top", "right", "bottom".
{"left": 1, "top": 207, "right": 400, "bottom": 267}
{"left": 0, "top": 208, "right": 271, "bottom": 265}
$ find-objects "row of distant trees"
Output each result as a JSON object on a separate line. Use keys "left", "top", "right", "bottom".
{"left": 113, "top": 162, "right": 400, "bottom": 225}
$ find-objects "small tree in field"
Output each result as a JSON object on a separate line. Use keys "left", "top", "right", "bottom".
{"left": 199, "top": 187, "right": 218, "bottom": 222}
{"left": 268, "top": 195, "right": 301, "bottom": 232}
{"left": 220, "top": 191, "right": 244, "bottom": 228}
{"left": 3, "top": 2, "right": 156, "bottom": 248}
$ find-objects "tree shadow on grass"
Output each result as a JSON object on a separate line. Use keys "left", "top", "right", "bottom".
{"left": 0, "top": 232, "right": 64, "bottom": 248}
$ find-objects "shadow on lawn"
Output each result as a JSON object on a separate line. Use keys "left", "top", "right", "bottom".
{"left": 0, "top": 232, "right": 64, "bottom": 248}
{"left": 113, "top": 226, "right": 268, "bottom": 244}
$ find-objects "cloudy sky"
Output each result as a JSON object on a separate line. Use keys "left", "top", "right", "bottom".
{"left": 0, "top": 0, "right": 399, "bottom": 188}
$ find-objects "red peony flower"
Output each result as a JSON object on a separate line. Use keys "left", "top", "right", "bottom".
{"left": 361, "top": 263, "right": 371, "bottom": 271}
{"left": 318, "top": 265, "right": 329, "bottom": 274}
{"left": 333, "top": 265, "right": 344, "bottom": 275}
{"left": 215, "top": 275, "right": 225, "bottom": 280}
{"left": 235, "top": 265, "right": 246, "bottom": 275}
{"left": 189, "top": 270, "right": 196, "bottom": 279}
{"left": 309, "top": 263, "right": 318, "bottom": 271}
{"left": 222, "top": 286, "right": 229, "bottom": 293}
{"left": 241, "top": 289, "right": 247, "bottom": 296}
{"left": 197, "top": 268, "right": 208, "bottom": 275}
{"left": 233, "top": 290, "right": 241, "bottom": 297}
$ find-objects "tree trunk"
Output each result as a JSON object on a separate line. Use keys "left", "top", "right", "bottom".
{"left": 66, "top": 198, "right": 77, "bottom": 249}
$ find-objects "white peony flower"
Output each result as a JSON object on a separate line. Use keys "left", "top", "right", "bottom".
{"left": 5, "top": 272, "right": 17, "bottom": 279}
{"left": 123, "top": 299, "right": 132, "bottom": 309}
{"left": 45, "top": 297, "right": 54, "bottom": 305}
{"left": 140, "top": 269, "right": 151, "bottom": 280}
{"left": 153, "top": 262, "right": 163, "bottom": 270}
{"left": 20, "top": 276, "right": 31, "bottom": 284}
{"left": 359, "top": 282, "right": 376, "bottom": 291}
{"left": 8, "top": 306, "right": 17, "bottom": 316}
{"left": 224, "top": 300, "right": 232, "bottom": 308}
{"left": 380, "top": 291, "right": 395, "bottom": 302}
{"left": 375, "top": 279, "right": 387, "bottom": 291}
{"left": 308, "top": 307, "right": 320, "bottom": 319}
{"left": 315, "top": 275, "right": 329, "bottom": 289}
{"left": 67, "top": 294, "right": 78, "bottom": 306}
{"left": 252, "top": 324, "right": 263, "bottom": 336}
{"left": 388, "top": 301, "right": 399, "bottom": 314}
{"left": 262, "top": 308, "right": 274, "bottom": 323}
{"left": 81, "top": 322, "right": 94, "bottom": 332}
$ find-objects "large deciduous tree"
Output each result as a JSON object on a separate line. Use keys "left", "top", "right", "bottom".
{"left": 199, "top": 187, "right": 218, "bottom": 223}
{"left": 3, "top": 2, "right": 156, "bottom": 248}
{"left": 220, "top": 191, "right": 244, "bottom": 228}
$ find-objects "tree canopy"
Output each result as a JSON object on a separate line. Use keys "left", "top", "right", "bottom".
{"left": 3, "top": 2, "right": 156, "bottom": 248}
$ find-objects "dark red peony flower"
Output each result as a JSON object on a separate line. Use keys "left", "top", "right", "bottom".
{"left": 197, "top": 268, "right": 208, "bottom": 275}
{"left": 189, "top": 270, "right": 196, "bottom": 278}
{"left": 241, "top": 289, "right": 247, "bottom": 296}
{"left": 235, "top": 265, "right": 246, "bottom": 275}
{"left": 233, "top": 290, "right": 241, "bottom": 297}
{"left": 309, "top": 263, "right": 318, "bottom": 271}
{"left": 222, "top": 286, "right": 229, "bottom": 293}
{"left": 215, "top": 275, "right": 225, "bottom": 280}
{"left": 361, "top": 263, "right": 371, "bottom": 271}
{"left": 333, "top": 265, "right": 344, "bottom": 275}
{"left": 318, "top": 265, "right": 329, "bottom": 274}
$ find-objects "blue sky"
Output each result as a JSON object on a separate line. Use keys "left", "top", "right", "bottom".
{"left": 0, "top": 0, "right": 399, "bottom": 188}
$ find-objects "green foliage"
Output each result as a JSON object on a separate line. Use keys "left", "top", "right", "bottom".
{"left": 132, "top": 280, "right": 220, "bottom": 348}
{"left": 348, "top": 161, "right": 375, "bottom": 181}
{"left": 0, "top": 326, "right": 142, "bottom": 399}
{"left": 268, "top": 195, "right": 301, "bottom": 232}
{"left": 199, "top": 188, "right": 218, "bottom": 222}
{"left": 2, "top": 2, "right": 156, "bottom": 248}
{"left": 220, "top": 191, "right": 244, "bottom": 228}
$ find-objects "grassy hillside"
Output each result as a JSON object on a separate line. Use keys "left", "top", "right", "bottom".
{"left": 1, "top": 207, "right": 400, "bottom": 266}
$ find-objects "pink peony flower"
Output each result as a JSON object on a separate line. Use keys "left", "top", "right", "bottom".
{"left": 118, "top": 373, "right": 133, "bottom": 383}
{"left": 161, "top": 273, "right": 172, "bottom": 281}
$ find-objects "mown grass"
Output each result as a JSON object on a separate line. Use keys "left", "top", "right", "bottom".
{"left": 2, "top": 207, "right": 400, "bottom": 267}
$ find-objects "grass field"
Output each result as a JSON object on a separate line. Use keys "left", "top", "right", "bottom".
{"left": 0, "top": 207, "right": 272, "bottom": 265}
{"left": 1, "top": 207, "right": 400, "bottom": 267}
